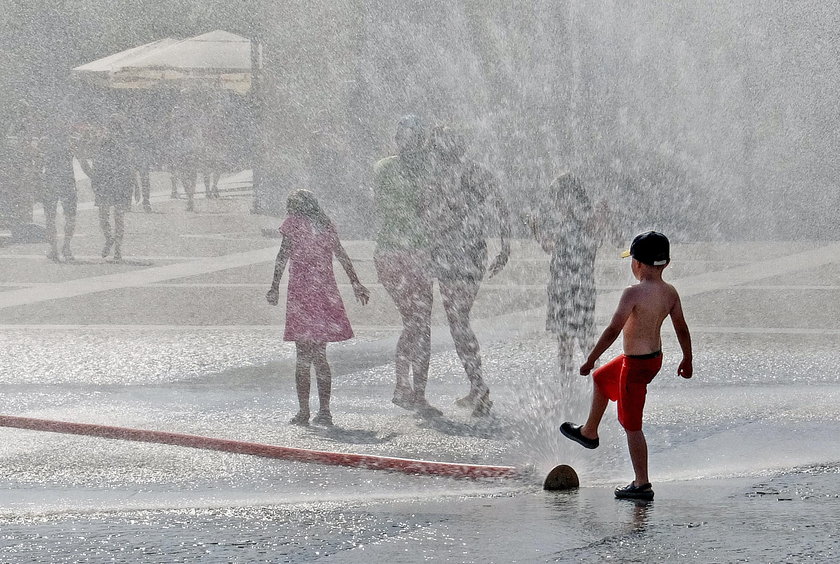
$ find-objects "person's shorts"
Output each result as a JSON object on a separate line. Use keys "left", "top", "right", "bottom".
{"left": 374, "top": 249, "right": 433, "bottom": 305}
{"left": 593, "top": 352, "right": 663, "bottom": 432}
{"left": 37, "top": 181, "right": 78, "bottom": 215}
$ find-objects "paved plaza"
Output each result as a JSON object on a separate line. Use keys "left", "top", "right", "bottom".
{"left": 1, "top": 175, "right": 840, "bottom": 562}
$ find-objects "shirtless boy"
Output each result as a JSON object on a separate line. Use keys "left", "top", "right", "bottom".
{"left": 560, "top": 231, "right": 693, "bottom": 501}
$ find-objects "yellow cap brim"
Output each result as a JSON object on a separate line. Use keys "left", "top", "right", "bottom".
{"left": 620, "top": 249, "right": 631, "bottom": 258}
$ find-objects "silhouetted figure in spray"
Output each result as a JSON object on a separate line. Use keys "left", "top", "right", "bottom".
{"left": 529, "top": 172, "right": 609, "bottom": 378}
{"left": 425, "top": 125, "right": 512, "bottom": 416}
{"left": 373, "top": 115, "right": 441, "bottom": 417}
{"left": 80, "top": 116, "right": 134, "bottom": 261}
{"left": 267, "top": 189, "right": 370, "bottom": 427}
{"left": 38, "top": 128, "right": 79, "bottom": 261}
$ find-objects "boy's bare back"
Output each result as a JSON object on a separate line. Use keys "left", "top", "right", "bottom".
{"left": 621, "top": 278, "right": 682, "bottom": 356}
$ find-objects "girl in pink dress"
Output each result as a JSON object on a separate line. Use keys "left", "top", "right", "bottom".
{"left": 266, "top": 190, "right": 370, "bottom": 426}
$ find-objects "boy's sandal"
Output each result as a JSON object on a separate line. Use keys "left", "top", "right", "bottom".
{"left": 614, "top": 482, "right": 654, "bottom": 501}
{"left": 560, "top": 422, "right": 599, "bottom": 449}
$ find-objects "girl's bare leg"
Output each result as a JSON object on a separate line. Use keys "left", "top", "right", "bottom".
{"left": 293, "top": 342, "right": 314, "bottom": 422}
{"left": 311, "top": 343, "right": 332, "bottom": 416}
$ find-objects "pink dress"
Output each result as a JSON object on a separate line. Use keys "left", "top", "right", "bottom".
{"left": 280, "top": 215, "right": 354, "bottom": 342}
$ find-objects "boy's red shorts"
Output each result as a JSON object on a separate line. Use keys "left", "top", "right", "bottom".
{"left": 593, "top": 353, "right": 663, "bottom": 432}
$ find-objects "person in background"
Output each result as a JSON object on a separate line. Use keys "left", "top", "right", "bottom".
{"left": 79, "top": 116, "right": 135, "bottom": 262}
{"left": 38, "top": 125, "right": 80, "bottom": 261}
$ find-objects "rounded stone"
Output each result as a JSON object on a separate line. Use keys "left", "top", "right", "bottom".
{"left": 543, "top": 464, "right": 580, "bottom": 491}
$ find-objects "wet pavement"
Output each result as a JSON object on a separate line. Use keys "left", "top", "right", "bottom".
{"left": 1, "top": 176, "right": 840, "bottom": 562}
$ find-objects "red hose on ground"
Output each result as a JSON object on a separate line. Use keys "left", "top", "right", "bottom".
{"left": 0, "top": 415, "right": 520, "bottom": 480}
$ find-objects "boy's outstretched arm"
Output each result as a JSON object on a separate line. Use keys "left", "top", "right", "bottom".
{"left": 266, "top": 237, "right": 291, "bottom": 306}
{"left": 580, "top": 287, "right": 635, "bottom": 375}
{"left": 334, "top": 241, "right": 370, "bottom": 305}
{"left": 670, "top": 293, "right": 693, "bottom": 379}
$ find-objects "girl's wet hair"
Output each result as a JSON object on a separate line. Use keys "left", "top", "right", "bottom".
{"left": 287, "top": 189, "right": 332, "bottom": 229}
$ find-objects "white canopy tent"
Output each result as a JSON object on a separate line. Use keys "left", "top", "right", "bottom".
{"left": 72, "top": 31, "right": 253, "bottom": 94}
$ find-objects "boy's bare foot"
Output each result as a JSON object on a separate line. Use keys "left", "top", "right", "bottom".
{"left": 560, "top": 422, "right": 599, "bottom": 449}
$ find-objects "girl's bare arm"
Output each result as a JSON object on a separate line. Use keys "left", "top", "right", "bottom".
{"left": 266, "top": 237, "right": 291, "bottom": 305}
{"left": 334, "top": 241, "right": 370, "bottom": 305}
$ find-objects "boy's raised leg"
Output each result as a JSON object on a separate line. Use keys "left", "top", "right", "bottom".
{"left": 561, "top": 377, "right": 608, "bottom": 449}
{"left": 581, "top": 381, "right": 609, "bottom": 440}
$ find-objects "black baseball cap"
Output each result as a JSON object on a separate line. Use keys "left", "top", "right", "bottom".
{"left": 620, "top": 231, "right": 670, "bottom": 266}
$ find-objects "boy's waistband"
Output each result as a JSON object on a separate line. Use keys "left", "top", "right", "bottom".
{"left": 625, "top": 350, "right": 662, "bottom": 360}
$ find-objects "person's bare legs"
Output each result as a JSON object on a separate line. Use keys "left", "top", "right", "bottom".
{"left": 170, "top": 174, "right": 179, "bottom": 198}
{"left": 378, "top": 260, "right": 433, "bottom": 407}
{"left": 139, "top": 169, "right": 152, "bottom": 211}
{"left": 211, "top": 171, "right": 221, "bottom": 197}
{"left": 311, "top": 343, "right": 332, "bottom": 420}
{"left": 61, "top": 198, "right": 77, "bottom": 260}
{"left": 98, "top": 206, "right": 113, "bottom": 257}
{"left": 626, "top": 429, "right": 649, "bottom": 485}
{"left": 44, "top": 200, "right": 59, "bottom": 261}
{"left": 180, "top": 166, "right": 197, "bottom": 211}
{"left": 395, "top": 285, "right": 433, "bottom": 398}
{"left": 113, "top": 208, "right": 125, "bottom": 261}
{"left": 292, "top": 341, "right": 314, "bottom": 423}
{"left": 439, "top": 278, "right": 486, "bottom": 400}
{"left": 580, "top": 382, "right": 609, "bottom": 441}
{"left": 203, "top": 172, "right": 213, "bottom": 198}
{"left": 408, "top": 285, "right": 433, "bottom": 400}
